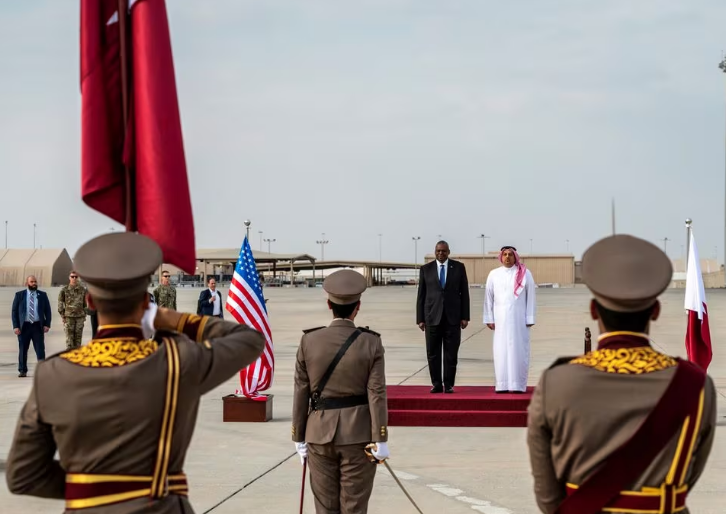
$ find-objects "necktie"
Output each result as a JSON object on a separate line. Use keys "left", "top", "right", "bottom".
{"left": 29, "top": 292, "right": 36, "bottom": 322}
{"left": 439, "top": 264, "right": 445, "bottom": 288}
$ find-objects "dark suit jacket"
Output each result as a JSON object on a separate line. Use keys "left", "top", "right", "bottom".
{"left": 416, "top": 259, "right": 470, "bottom": 326}
{"left": 12, "top": 290, "right": 52, "bottom": 330}
{"left": 197, "top": 289, "right": 224, "bottom": 318}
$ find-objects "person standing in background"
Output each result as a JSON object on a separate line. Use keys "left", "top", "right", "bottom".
{"left": 11, "top": 275, "right": 51, "bottom": 378}
{"left": 58, "top": 270, "right": 88, "bottom": 350}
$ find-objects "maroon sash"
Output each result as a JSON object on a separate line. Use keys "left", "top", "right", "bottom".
{"left": 555, "top": 359, "right": 705, "bottom": 514}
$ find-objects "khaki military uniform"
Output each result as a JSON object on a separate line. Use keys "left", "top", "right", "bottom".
{"left": 527, "top": 334, "right": 717, "bottom": 514}
{"left": 292, "top": 319, "right": 388, "bottom": 514}
{"left": 5, "top": 314, "right": 265, "bottom": 513}
{"left": 153, "top": 284, "right": 177, "bottom": 310}
{"left": 58, "top": 284, "right": 88, "bottom": 349}
{"left": 527, "top": 234, "right": 717, "bottom": 514}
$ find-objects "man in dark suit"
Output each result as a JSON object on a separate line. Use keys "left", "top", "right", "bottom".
{"left": 197, "top": 277, "right": 224, "bottom": 318}
{"left": 11, "top": 275, "right": 52, "bottom": 378}
{"left": 416, "top": 241, "right": 470, "bottom": 393}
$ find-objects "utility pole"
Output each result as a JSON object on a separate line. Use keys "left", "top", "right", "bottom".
{"left": 263, "top": 238, "right": 276, "bottom": 253}
{"left": 412, "top": 236, "right": 421, "bottom": 283}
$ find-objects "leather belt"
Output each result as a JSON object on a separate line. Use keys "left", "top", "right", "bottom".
{"left": 65, "top": 473, "right": 188, "bottom": 510}
{"left": 311, "top": 394, "right": 368, "bottom": 411}
{"left": 565, "top": 483, "right": 688, "bottom": 513}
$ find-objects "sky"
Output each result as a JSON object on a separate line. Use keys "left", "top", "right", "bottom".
{"left": 1, "top": 0, "right": 726, "bottom": 264}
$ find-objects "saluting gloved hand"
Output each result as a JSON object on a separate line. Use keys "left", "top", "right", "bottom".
{"left": 295, "top": 442, "right": 308, "bottom": 465}
{"left": 141, "top": 301, "right": 158, "bottom": 340}
{"left": 364, "top": 442, "right": 389, "bottom": 463}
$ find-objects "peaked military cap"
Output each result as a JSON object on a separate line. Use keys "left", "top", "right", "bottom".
{"left": 581, "top": 234, "right": 672, "bottom": 312}
{"left": 74, "top": 232, "right": 162, "bottom": 300}
{"left": 323, "top": 269, "right": 367, "bottom": 304}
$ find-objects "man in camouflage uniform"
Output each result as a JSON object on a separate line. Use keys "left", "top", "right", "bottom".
{"left": 153, "top": 269, "right": 177, "bottom": 310}
{"left": 58, "top": 270, "right": 88, "bottom": 350}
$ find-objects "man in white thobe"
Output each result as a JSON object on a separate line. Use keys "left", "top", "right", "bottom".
{"left": 483, "top": 245, "right": 536, "bottom": 393}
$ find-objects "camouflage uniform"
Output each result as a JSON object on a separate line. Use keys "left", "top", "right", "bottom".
{"left": 58, "top": 284, "right": 88, "bottom": 350}
{"left": 153, "top": 284, "right": 177, "bottom": 310}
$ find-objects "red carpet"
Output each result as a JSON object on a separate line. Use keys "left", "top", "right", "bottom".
{"left": 387, "top": 385, "right": 534, "bottom": 427}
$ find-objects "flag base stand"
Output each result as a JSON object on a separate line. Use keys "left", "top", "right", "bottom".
{"left": 222, "top": 394, "right": 273, "bottom": 422}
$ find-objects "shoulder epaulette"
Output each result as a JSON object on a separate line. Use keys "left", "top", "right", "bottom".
{"left": 548, "top": 356, "right": 579, "bottom": 369}
{"left": 358, "top": 326, "right": 381, "bottom": 337}
{"left": 302, "top": 326, "right": 326, "bottom": 334}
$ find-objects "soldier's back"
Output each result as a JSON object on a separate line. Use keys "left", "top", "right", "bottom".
{"left": 300, "top": 320, "right": 386, "bottom": 445}
{"left": 528, "top": 345, "right": 717, "bottom": 514}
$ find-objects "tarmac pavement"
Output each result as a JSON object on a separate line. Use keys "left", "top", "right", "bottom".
{"left": 0, "top": 285, "right": 723, "bottom": 513}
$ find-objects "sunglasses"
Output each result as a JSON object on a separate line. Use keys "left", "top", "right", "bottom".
{"left": 70, "top": 275, "right": 78, "bottom": 279}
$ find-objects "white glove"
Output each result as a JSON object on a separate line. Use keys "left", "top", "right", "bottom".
{"left": 141, "top": 301, "right": 158, "bottom": 340}
{"left": 365, "top": 442, "right": 389, "bottom": 462}
{"left": 295, "top": 442, "right": 307, "bottom": 465}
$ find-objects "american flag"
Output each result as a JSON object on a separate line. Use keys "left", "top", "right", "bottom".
{"left": 226, "top": 236, "right": 274, "bottom": 400}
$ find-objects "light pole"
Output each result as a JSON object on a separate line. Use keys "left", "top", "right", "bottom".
{"left": 4, "top": 220, "right": 7, "bottom": 249}
{"left": 477, "top": 234, "right": 490, "bottom": 255}
{"left": 565, "top": 239, "right": 569, "bottom": 252}
{"left": 412, "top": 236, "right": 421, "bottom": 282}
{"left": 33, "top": 223, "right": 37, "bottom": 249}
{"left": 244, "top": 220, "right": 251, "bottom": 241}
{"left": 263, "top": 238, "right": 276, "bottom": 253}
{"left": 661, "top": 237, "right": 670, "bottom": 254}
{"left": 719, "top": 56, "right": 726, "bottom": 283}
{"left": 316, "top": 233, "right": 329, "bottom": 278}
{"left": 378, "top": 233, "right": 382, "bottom": 262}
{"left": 258, "top": 231, "right": 263, "bottom": 251}
{"left": 529, "top": 239, "right": 533, "bottom": 254}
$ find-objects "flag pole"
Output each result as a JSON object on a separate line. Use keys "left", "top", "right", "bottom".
{"left": 118, "top": 0, "right": 136, "bottom": 232}
{"left": 685, "top": 218, "right": 692, "bottom": 272}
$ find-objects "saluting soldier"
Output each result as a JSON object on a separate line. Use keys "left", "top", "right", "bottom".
{"left": 153, "top": 269, "right": 177, "bottom": 310}
{"left": 527, "top": 234, "right": 717, "bottom": 514}
{"left": 58, "top": 270, "right": 89, "bottom": 350}
{"left": 292, "top": 270, "right": 389, "bottom": 514}
{"left": 5, "top": 232, "right": 266, "bottom": 512}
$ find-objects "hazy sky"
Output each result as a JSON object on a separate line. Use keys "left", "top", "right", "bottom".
{"left": 1, "top": 0, "right": 726, "bottom": 263}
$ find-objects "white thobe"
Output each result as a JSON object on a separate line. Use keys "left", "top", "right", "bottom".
{"left": 483, "top": 266, "right": 536, "bottom": 392}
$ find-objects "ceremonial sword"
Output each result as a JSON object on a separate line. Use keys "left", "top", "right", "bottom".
{"left": 382, "top": 460, "right": 425, "bottom": 514}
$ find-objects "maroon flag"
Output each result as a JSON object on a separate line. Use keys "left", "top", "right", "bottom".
{"left": 81, "top": 0, "right": 196, "bottom": 273}
{"left": 684, "top": 230, "right": 712, "bottom": 371}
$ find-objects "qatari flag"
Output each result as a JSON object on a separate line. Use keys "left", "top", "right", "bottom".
{"left": 684, "top": 229, "right": 712, "bottom": 371}
{"left": 80, "top": 0, "right": 196, "bottom": 273}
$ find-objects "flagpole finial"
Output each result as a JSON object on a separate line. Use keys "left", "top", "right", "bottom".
{"left": 685, "top": 218, "right": 692, "bottom": 227}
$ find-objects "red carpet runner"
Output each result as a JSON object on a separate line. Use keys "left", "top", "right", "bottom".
{"left": 386, "top": 386, "right": 534, "bottom": 427}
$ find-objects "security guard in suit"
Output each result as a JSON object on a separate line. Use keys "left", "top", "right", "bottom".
{"left": 292, "top": 270, "right": 389, "bottom": 514}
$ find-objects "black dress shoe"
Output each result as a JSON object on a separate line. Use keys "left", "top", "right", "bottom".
{"left": 444, "top": 387, "right": 454, "bottom": 394}
{"left": 495, "top": 390, "right": 509, "bottom": 394}
{"left": 430, "top": 386, "right": 443, "bottom": 393}
{"left": 18, "top": 372, "right": 27, "bottom": 378}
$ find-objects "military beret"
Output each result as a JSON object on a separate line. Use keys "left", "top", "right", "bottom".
{"left": 581, "top": 234, "right": 672, "bottom": 312}
{"left": 323, "top": 269, "right": 367, "bottom": 304}
{"left": 74, "top": 232, "right": 162, "bottom": 301}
